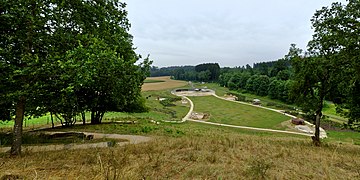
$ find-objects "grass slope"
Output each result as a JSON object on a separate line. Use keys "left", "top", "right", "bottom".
{"left": 1, "top": 120, "right": 359, "bottom": 179}
{"left": 190, "top": 96, "right": 289, "bottom": 129}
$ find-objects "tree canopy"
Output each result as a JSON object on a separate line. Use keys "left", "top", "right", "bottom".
{"left": 291, "top": 0, "right": 360, "bottom": 144}
{"left": 0, "top": 0, "right": 150, "bottom": 155}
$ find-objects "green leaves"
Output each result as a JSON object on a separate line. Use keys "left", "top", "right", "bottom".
{"left": 306, "top": 0, "right": 360, "bottom": 124}
{"left": 1, "top": 0, "right": 151, "bottom": 124}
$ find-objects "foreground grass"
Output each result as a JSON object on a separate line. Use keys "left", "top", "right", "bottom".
{"left": 190, "top": 96, "right": 289, "bottom": 129}
{"left": 1, "top": 120, "right": 359, "bottom": 179}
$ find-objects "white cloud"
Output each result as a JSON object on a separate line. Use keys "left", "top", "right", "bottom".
{"left": 126, "top": 0, "right": 346, "bottom": 67}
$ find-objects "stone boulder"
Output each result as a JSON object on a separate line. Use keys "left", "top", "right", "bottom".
{"left": 292, "top": 118, "right": 305, "bottom": 125}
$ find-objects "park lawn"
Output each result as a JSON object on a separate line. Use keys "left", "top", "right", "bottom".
{"left": 189, "top": 96, "right": 290, "bottom": 129}
{"left": 200, "top": 83, "right": 349, "bottom": 125}
{"left": 325, "top": 130, "right": 360, "bottom": 145}
{"left": 195, "top": 83, "right": 297, "bottom": 110}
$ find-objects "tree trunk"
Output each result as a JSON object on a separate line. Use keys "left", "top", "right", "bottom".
{"left": 10, "top": 97, "right": 26, "bottom": 156}
{"left": 90, "top": 110, "right": 104, "bottom": 124}
{"left": 81, "top": 112, "right": 86, "bottom": 125}
{"left": 313, "top": 109, "right": 323, "bottom": 146}
{"left": 50, "top": 111, "right": 54, "bottom": 128}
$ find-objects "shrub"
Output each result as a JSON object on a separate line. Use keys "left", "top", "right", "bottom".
{"left": 159, "top": 97, "right": 182, "bottom": 107}
{"left": 247, "top": 158, "right": 272, "bottom": 179}
{"left": 160, "top": 99, "right": 175, "bottom": 107}
{"left": 284, "top": 110, "right": 299, "bottom": 117}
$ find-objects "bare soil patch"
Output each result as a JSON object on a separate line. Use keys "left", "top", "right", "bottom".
{"left": 142, "top": 76, "right": 187, "bottom": 91}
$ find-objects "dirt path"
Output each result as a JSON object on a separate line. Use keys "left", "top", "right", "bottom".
{"left": 0, "top": 132, "right": 151, "bottom": 153}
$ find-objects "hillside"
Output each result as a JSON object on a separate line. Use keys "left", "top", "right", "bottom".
{"left": 1, "top": 121, "right": 359, "bottom": 179}
{"left": 1, "top": 77, "right": 359, "bottom": 179}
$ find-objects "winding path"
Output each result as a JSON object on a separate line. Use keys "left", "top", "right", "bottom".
{"left": 172, "top": 89, "right": 327, "bottom": 138}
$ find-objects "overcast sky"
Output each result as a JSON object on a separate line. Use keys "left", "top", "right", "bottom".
{"left": 126, "top": 0, "right": 345, "bottom": 67}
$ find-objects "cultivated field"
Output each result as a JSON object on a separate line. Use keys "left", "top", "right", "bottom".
{"left": 142, "top": 76, "right": 188, "bottom": 91}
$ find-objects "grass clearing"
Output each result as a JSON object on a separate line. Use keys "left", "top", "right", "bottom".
{"left": 190, "top": 96, "right": 290, "bottom": 129}
{"left": 195, "top": 83, "right": 297, "bottom": 110}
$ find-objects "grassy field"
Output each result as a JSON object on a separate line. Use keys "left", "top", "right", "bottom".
{"left": 190, "top": 96, "right": 290, "bottom": 129}
{"left": 326, "top": 130, "right": 360, "bottom": 145}
{"left": 1, "top": 120, "right": 359, "bottom": 179}
{"left": 195, "top": 83, "right": 297, "bottom": 109}
{"left": 199, "top": 83, "right": 350, "bottom": 123}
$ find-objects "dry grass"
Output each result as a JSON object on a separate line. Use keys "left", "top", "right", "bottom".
{"left": 1, "top": 126, "right": 359, "bottom": 179}
{"left": 142, "top": 76, "right": 188, "bottom": 91}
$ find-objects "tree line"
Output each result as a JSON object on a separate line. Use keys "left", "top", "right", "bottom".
{"left": 0, "top": 0, "right": 151, "bottom": 155}
{"left": 150, "top": 63, "right": 220, "bottom": 82}
{"left": 219, "top": 56, "right": 293, "bottom": 103}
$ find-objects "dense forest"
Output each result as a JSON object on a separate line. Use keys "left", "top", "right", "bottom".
{"left": 150, "top": 63, "right": 220, "bottom": 82}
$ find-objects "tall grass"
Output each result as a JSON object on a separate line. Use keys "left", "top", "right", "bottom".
{"left": 1, "top": 123, "right": 359, "bottom": 179}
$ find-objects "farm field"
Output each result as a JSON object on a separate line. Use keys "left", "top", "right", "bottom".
{"left": 142, "top": 76, "right": 188, "bottom": 91}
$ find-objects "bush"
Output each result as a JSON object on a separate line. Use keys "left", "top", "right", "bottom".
{"left": 124, "top": 97, "right": 149, "bottom": 113}
{"left": 284, "top": 110, "right": 299, "bottom": 117}
{"left": 247, "top": 158, "right": 272, "bottom": 179}
{"left": 159, "top": 97, "right": 182, "bottom": 107}
{"left": 160, "top": 99, "right": 175, "bottom": 107}
{"left": 227, "top": 92, "right": 246, "bottom": 102}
